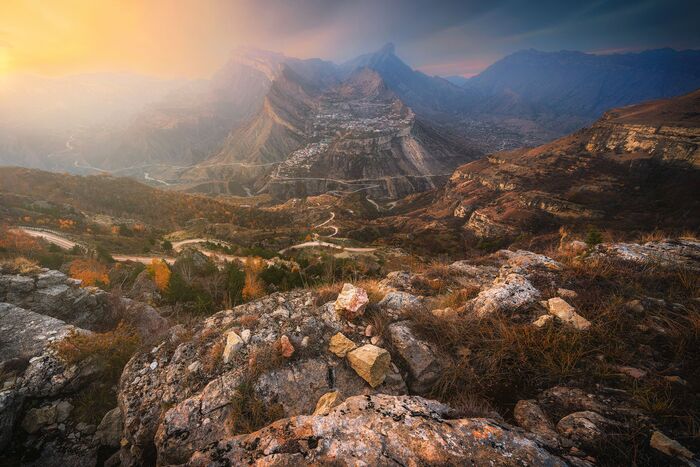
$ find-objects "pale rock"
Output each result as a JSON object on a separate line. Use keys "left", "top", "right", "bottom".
{"left": 222, "top": 331, "right": 244, "bottom": 364}
{"left": 557, "top": 288, "right": 578, "bottom": 299}
{"left": 470, "top": 273, "right": 540, "bottom": 316}
{"left": 615, "top": 366, "right": 647, "bottom": 379}
{"left": 279, "top": 335, "right": 294, "bottom": 358}
{"left": 370, "top": 336, "right": 382, "bottom": 346}
{"left": 347, "top": 344, "right": 391, "bottom": 388}
{"left": 328, "top": 332, "right": 357, "bottom": 357}
{"left": 364, "top": 324, "right": 375, "bottom": 337}
{"left": 300, "top": 336, "right": 309, "bottom": 348}
{"left": 240, "top": 329, "right": 251, "bottom": 344}
{"left": 533, "top": 314, "right": 554, "bottom": 327}
{"left": 650, "top": 430, "right": 695, "bottom": 460}
{"left": 312, "top": 391, "right": 343, "bottom": 416}
{"left": 378, "top": 291, "right": 423, "bottom": 313}
{"left": 334, "top": 283, "right": 369, "bottom": 320}
{"left": 547, "top": 298, "right": 591, "bottom": 330}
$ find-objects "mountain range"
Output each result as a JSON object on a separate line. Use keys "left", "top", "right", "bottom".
{"left": 2, "top": 45, "right": 700, "bottom": 199}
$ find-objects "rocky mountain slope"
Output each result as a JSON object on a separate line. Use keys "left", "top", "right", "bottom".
{"left": 2, "top": 238, "right": 698, "bottom": 465}
{"left": 398, "top": 90, "right": 700, "bottom": 242}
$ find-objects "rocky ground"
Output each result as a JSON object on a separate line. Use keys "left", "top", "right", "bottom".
{"left": 1, "top": 239, "right": 698, "bottom": 466}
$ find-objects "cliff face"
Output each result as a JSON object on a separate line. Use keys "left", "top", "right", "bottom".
{"left": 419, "top": 90, "right": 700, "bottom": 239}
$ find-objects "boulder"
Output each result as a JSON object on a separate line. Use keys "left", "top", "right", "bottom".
{"left": 556, "top": 411, "right": 617, "bottom": 446}
{"left": 347, "top": 345, "right": 391, "bottom": 388}
{"left": 513, "top": 399, "right": 559, "bottom": 448}
{"left": 328, "top": 332, "right": 357, "bottom": 357}
{"left": 312, "top": 391, "right": 343, "bottom": 416}
{"left": 387, "top": 321, "right": 442, "bottom": 394}
{"left": 650, "top": 431, "right": 695, "bottom": 461}
{"left": 547, "top": 298, "right": 591, "bottom": 330}
{"left": 470, "top": 273, "right": 540, "bottom": 316}
{"left": 0, "top": 389, "right": 23, "bottom": 450}
{"left": 95, "top": 407, "right": 123, "bottom": 448}
{"left": 186, "top": 395, "right": 568, "bottom": 466}
{"left": 378, "top": 291, "right": 423, "bottom": 313}
{"left": 21, "top": 405, "right": 57, "bottom": 434}
{"left": 334, "top": 283, "right": 369, "bottom": 320}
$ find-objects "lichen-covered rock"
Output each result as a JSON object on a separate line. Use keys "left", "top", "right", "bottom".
{"left": 387, "top": 321, "right": 442, "bottom": 394}
{"left": 94, "top": 407, "right": 123, "bottom": 448}
{"left": 346, "top": 344, "right": 391, "bottom": 388}
{"left": 556, "top": 411, "right": 617, "bottom": 446}
{"left": 334, "top": 283, "right": 369, "bottom": 319}
{"left": 650, "top": 430, "right": 695, "bottom": 461}
{"left": 514, "top": 399, "right": 560, "bottom": 448}
{"left": 470, "top": 273, "right": 540, "bottom": 316}
{"left": 378, "top": 290, "right": 424, "bottom": 313}
{"left": 187, "top": 394, "right": 568, "bottom": 466}
{"left": 592, "top": 239, "right": 700, "bottom": 270}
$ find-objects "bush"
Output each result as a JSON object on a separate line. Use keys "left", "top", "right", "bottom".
{"left": 52, "top": 322, "right": 140, "bottom": 381}
{"left": 585, "top": 226, "right": 603, "bottom": 247}
{"left": 69, "top": 258, "right": 110, "bottom": 287}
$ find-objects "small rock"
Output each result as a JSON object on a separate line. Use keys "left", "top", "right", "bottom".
{"left": 187, "top": 362, "right": 200, "bottom": 373}
{"left": 346, "top": 344, "right": 391, "bottom": 388}
{"left": 471, "top": 273, "right": 540, "bottom": 316}
{"left": 76, "top": 421, "right": 97, "bottom": 434}
{"left": 240, "top": 329, "right": 251, "bottom": 344}
{"left": 272, "top": 307, "right": 290, "bottom": 319}
{"left": 334, "top": 283, "right": 369, "bottom": 320}
{"left": 364, "top": 325, "right": 375, "bottom": 337}
{"left": 370, "top": 336, "right": 382, "bottom": 346}
{"left": 556, "top": 411, "right": 616, "bottom": 445}
{"left": 625, "top": 300, "right": 645, "bottom": 313}
{"left": 650, "top": 430, "right": 694, "bottom": 460}
{"left": 56, "top": 400, "right": 73, "bottom": 423}
{"left": 328, "top": 332, "right": 357, "bottom": 358}
{"left": 222, "top": 331, "right": 244, "bottom": 364}
{"left": 279, "top": 335, "right": 294, "bottom": 358}
{"left": 312, "top": 391, "right": 343, "bottom": 416}
{"left": 149, "top": 360, "right": 158, "bottom": 370}
{"left": 21, "top": 405, "right": 57, "bottom": 434}
{"left": 664, "top": 375, "right": 687, "bottom": 385}
{"left": 533, "top": 315, "right": 554, "bottom": 327}
{"left": 547, "top": 298, "right": 591, "bottom": 330}
{"left": 95, "top": 408, "right": 122, "bottom": 448}
{"left": 301, "top": 336, "right": 310, "bottom": 347}
{"left": 557, "top": 288, "right": 578, "bottom": 299}
{"left": 615, "top": 366, "right": 647, "bottom": 379}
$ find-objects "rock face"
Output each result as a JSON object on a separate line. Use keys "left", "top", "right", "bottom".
{"left": 0, "top": 268, "right": 168, "bottom": 336}
{"left": 186, "top": 394, "right": 568, "bottom": 466}
{"left": 117, "top": 290, "right": 407, "bottom": 466}
{"left": 424, "top": 90, "right": 700, "bottom": 241}
{"left": 592, "top": 239, "right": 700, "bottom": 270}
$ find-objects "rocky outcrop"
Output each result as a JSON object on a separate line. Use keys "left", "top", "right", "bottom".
{"left": 186, "top": 394, "right": 568, "bottom": 466}
{"left": 592, "top": 239, "right": 700, "bottom": 270}
{"left": 0, "top": 268, "right": 169, "bottom": 336}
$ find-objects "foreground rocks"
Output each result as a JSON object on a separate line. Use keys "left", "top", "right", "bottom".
{"left": 187, "top": 394, "right": 568, "bottom": 466}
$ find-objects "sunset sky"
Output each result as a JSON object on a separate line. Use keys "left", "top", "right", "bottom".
{"left": 1, "top": 0, "right": 699, "bottom": 78}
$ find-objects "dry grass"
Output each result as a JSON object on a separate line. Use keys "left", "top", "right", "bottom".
{"left": 226, "top": 379, "right": 285, "bottom": 435}
{"left": 0, "top": 256, "right": 41, "bottom": 274}
{"left": 356, "top": 279, "right": 386, "bottom": 304}
{"left": 248, "top": 342, "right": 285, "bottom": 379}
{"left": 429, "top": 286, "right": 480, "bottom": 311}
{"left": 53, "top": 322, "right": 140, "bottom": 381}
{"left": 202, "top": 340, "right": 224, "bottom": 374}
{"left": 313, "top": 282, "right": 343, "bottom": 306}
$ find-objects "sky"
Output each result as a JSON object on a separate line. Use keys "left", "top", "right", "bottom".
{"left": 1, "top": 0, "right": 699, "bottom": 78}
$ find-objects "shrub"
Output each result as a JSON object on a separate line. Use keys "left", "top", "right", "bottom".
{"left": 147, "top": 259, "right": 171, "bottom": 291}
{"left": 242, "top": 257, "right": 266, "bottom": 301}
{"left": 162, "top": 239, "right": 173, "bottom": 252}
{"left": 0, "top": 256, "right": 41, "bottom": 274}
{"left": 52, "top": 322, "right": 140, "bottom": 381}
{"left": 69, "top": 258, "right": 110, "bottom": 287}
{"left": 585, "top": 226, "right": 603, "bottom": 247}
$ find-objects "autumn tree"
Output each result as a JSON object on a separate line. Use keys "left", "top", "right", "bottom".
{"left": 146, "top": 259, "right": 171, "bottom": 291}
{"left": 69, "top": 259, "right": 110, "bottom": 287}
{"left": 242, "top": 257, "right": 265, "bottom": 301}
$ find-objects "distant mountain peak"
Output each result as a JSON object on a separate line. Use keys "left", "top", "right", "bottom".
{"left": 376, "top": 42, "right": 396, "bottom": 56}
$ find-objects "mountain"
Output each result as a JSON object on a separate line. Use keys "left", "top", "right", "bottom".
{"left": 172, "top": 64, "right": 479, "bottom": 199}
{"left": 463, "top": 48, "right": 700, "bottom": 135}
{"left": 379, "top": 90, "right": 699, "bottom": 247}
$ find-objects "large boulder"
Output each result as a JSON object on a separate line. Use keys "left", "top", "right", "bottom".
{"left": 387, "top": 321, "right": 442, "bottom": 394}
{"left": 469, "top": 273, "right": 540, "bottom": 316}
{"left": 186, "top": 394, "right": 568, "bottom": 466}
{"left": 592, "top": 239, "right": 700, "bottom": 270}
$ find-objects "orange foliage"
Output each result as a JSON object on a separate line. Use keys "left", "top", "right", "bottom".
{"left": 58, "top": 219, "right": 76, "bottom": 230}
{"left": 69, "top": 259, "right": 110, "bottom": 287}
{"left": 0, "top": 227, "right": 41, "bottom": 254}
{"left": 242, "top": 257, "right": 265, "bottom": 301}
{"left": 147, "top": 259, "right": 171, "bottom": 291}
